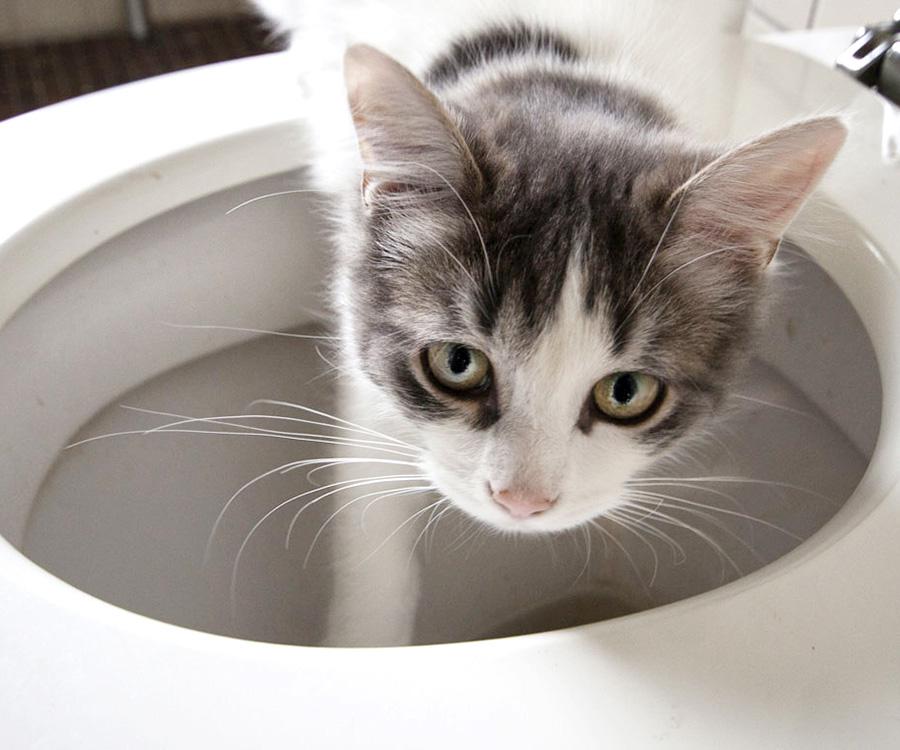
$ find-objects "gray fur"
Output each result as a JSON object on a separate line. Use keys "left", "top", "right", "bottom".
{"left": 330, "top": 24, "right": 844, "bottom": 532}
{"left": 342, "top": 25, "right": 763, "bottom": 446}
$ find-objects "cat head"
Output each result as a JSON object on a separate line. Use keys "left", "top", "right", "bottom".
{"left": 337, "top": 43, "right": 846, "bottom": 533}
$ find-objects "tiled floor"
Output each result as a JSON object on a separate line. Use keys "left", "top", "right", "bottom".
{"left": 0, "top": 17, "right": 285, "bottom": 121}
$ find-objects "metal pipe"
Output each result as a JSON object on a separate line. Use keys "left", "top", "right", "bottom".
{"left": 125, "top": 0, "right": 150, "bottom": 41}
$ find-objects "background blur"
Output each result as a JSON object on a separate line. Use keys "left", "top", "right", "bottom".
{"left": 0, "top": 0, "right": 897, "bottom": 121}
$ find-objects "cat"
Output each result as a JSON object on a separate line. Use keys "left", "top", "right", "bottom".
{"left": 253, "top": 0, "right": 846, "bottom": 645}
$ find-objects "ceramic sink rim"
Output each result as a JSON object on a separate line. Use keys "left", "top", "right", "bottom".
{"left": 1, "top": 43, "right": 899, "bottom": 747}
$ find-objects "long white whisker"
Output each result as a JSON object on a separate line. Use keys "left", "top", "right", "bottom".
{"left": 628, "top": 498, "right": 766, "bottom": 565}
{"left": 229, "top": 474, "right": 425, "bottom": 618}
{"left": 447, "top": 516, "right": 480, "bottom": 553}
{"left": 204, "top": 456, "right": 419, "bottom": 564}
{"left": 67, "top": 427, "right": 418, "bottom": 457}
{"left": 407, "top": 497, "right": 450, "bottom": 568}
{"left": 120, "top": 405, "right": 421, "bottom": 454}
{"left": 729, "top": 393, "right": 815, "bottom": 420}
{"left": 426, "top": 503, "right": 455, "bottom": 555}
{"left": 225, "top": 188, "right": 326, "bottom": 215}
{"left": 304, "top": 485, "right": 432, "bottom": 568}
{"left": 572, "top": 523, "right": 592, "bottom": 585}
{"left": 606, "top": 510, "right": 660, "bottom": 586}
{"left": 358, "top": 498, "right": 448, "bottom": 566}
{"left": 229, "top": 491, "right": 307, "bottom": 622}
{"left": 626, "top": 505, "right": 742, "bottom": 579}
{"left": 248, "top": 398, "right": 420, "bottom": 451}
{"left": 627, "top": 476, "right": 833, "bottom": 504}
{"left": 301, "top": 456, "right": 419, "bottom": 484}
{"left": 161, "top": 322, "right": 339, "bottom": 341}
{"left": 589, "top": 520, "right": 649, "bottom": 595}
{"left": 206, "top": 458, "right": 308, "bottom": 565}
{"left": 627, "top": 490, "right": 802, "bottom": 541}
{"left": 614, "top": 244, "right": 742, "bottom": 337}
{"left": 616, "top": 502, "right": 687, "bottom": 564}
{"left": 284, "top": 474, "right": 425, "bottom": 549}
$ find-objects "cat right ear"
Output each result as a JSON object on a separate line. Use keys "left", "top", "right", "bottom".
{"left": 343, "top": 44, "right": 482, "bottom": 206}
{"left": 671, "top": 116, "right": 847, "bottom": 269}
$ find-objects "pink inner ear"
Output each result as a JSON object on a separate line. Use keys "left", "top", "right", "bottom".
{"left": 675, "top": 116, "right": 847, "bottom": 252}
{"left": 343, "top": 43, "right": 482, "bottom": 200}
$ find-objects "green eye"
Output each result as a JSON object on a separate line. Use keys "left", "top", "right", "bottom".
{"left": 593, "top": 372, "right": 662, "bottom": 422}
{"left": 425, "top": 343, "right": 491, "bottom": 392}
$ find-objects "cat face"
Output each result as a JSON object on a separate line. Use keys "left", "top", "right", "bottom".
{"left": 338, "top": 43, "right": 845, "bottom": 533}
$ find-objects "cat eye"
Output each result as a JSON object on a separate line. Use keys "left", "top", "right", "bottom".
{"left": 593, "top": 372, "right": 662, "bottom": 423}
{"left": 425, "top": 343, "right": 491, "bottom": 393}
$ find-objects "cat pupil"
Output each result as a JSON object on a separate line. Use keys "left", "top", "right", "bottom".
{"left": 448, "top": 346, "right": 471, "bottom": 375}
{"left": 613, "top": 374, "right": 637, "bottom": 405}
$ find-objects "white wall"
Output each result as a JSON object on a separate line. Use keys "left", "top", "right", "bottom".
{"left": 0, "top": 0, "right": 247, "bottom": 44}
{"left": 745, "top": 0, "right": 897, "bottom": 33}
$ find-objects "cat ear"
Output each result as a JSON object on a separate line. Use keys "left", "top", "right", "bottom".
{"left": 672, "top": 116, "right": 847, "bottom": 267}
{"left": 343, "top": 44, "right": 483, "bottom": 205}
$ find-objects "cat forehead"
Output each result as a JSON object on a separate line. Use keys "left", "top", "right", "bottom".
{"left": 496, "top": 260, "right": 619, "bottom": 388}
{"left": 364, "top": 204, "right": 662, "bottom": 354}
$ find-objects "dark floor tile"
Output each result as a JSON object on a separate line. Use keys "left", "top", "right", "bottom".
{"left": 0, "top": 16, "right": 286, "bottom": 121}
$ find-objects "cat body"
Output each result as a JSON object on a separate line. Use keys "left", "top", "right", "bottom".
{"left": 254, "top": 0, "right": 845, "bottom": 645}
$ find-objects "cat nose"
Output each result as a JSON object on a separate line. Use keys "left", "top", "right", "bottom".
{"left": 491, "top": 486, "right": 555, "bottom": 518}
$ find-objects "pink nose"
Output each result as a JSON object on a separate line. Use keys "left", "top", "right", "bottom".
{"left": 492, "top": 487, "right": 555, "bottom": 518}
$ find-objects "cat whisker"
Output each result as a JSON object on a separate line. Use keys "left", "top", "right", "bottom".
{"left": 304, "top": 485, "right": 433, "bottom": 568}
{"left": 304, "top": 344, "right": 353, "bottom": 386}
{"left": 626, "top": 475, "right": 834, "bottom": 504}
{"left": 66, "top": 426, "right": 418, "bottom": 458}
{"left": 624, "top": 497, "right": 766, "bottom": 566}
{"left": 621, "top": 504, "right": 743, "bottom": 580}
{"left": 446, "top": 515, "right": 480, "bottom": 553}
{"left": 301, "top": 456, "right": 419, "bottom": 485}
{"left": 224, "top": 187, "right": 327, "bottom": 216}
{"left": 230, "top": 474, "right": 428, "bottom": 618}
{"left": 729, "top": 393, "right": 816, "bottom": 420}
{"left": 204, "top": 456, "right": 420, "bottom": 564}
{"left": 605, "top": 510, "right": 660, "bottom": 586}
{"left": 407, "top": 496, "right": 452, "bottom": 568}
{"left": 160, "top": 322, "right": 340, "bottom": 341}
{"left": 122, "top": 404, "right": 418, "bottom": 453}
{"left": 247, "top": 398, "right": 420, "bottom": 451}
{"left": 615, "top": 503, "right": 687, "bottom": 564}
{"left": 207, "top": 457, "right": 314, "bottom": 565}
{"left": 357, "top": 497, "right": 448, "bottom": 568}
{"left": 432, "top": 237, "right": 483, "bottom": 296}
{"left": 588, "top": 519, "right": 650, "bottom": 596}
{"left": 493, "top": 233, "right": 532, "bottom": 280}
{"left": 284, "top": 474, "right": 427, "bottom": 550}
{"left": 303, "top": 357, "right": 357, "bottom": 388}
{"left": 613, "top": 244, "right": 745, "bottom": 339}
{"left": 70, "top": 421, "right": 420, "bottom": 461}
{"left": 628, "top": 478, "right": 748, "bottom": 514}
{"left": 570, "top": 523, "right": 593, "bottom": 587}
{"left": 464, "top": 522, "right": 490, "bottom": 560}
{"left": 628, "top": 488, "right": 799, "bottom": 541}
{"left": 426, "top": 503, "right": 455, "bottom": 556}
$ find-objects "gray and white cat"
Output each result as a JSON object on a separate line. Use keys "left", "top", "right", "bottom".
{"left": 255, "top": 0, "right": 845, "bottom": 645}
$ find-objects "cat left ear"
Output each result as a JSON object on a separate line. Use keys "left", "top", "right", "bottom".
{"left": 672, "top": 116, "right": 847, "bottom": 267}
{"left": 343, "top": 44, "right": 483, "bottom": 206}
